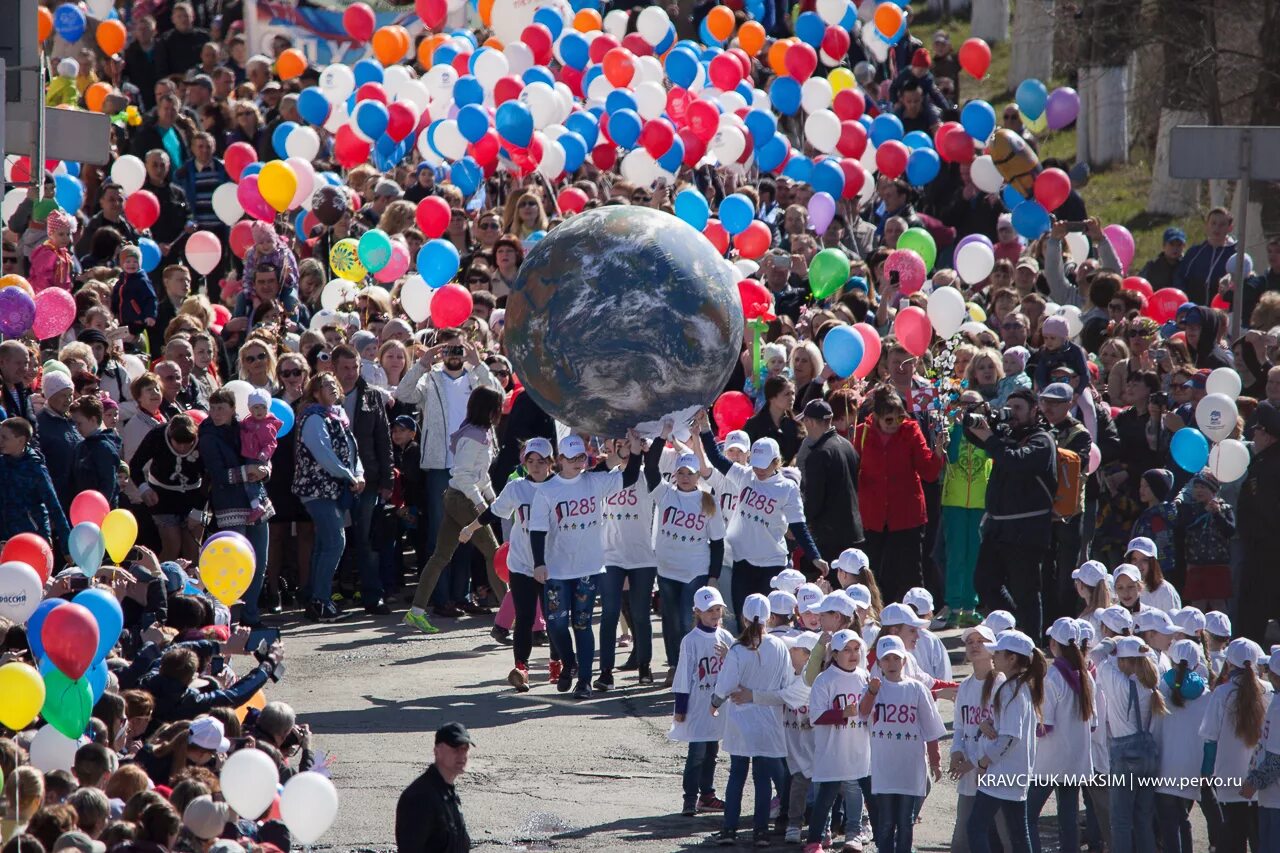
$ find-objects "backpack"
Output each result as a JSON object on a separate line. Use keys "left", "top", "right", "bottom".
{"left": 1042, "top": 423, "right": 1089, "bottom": 519}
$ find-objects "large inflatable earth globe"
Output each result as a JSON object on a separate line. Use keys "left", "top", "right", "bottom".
{"left": 504, "top": 206, "right": 744, "bottom": 437}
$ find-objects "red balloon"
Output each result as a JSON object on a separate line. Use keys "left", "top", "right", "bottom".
{"left": 838, "top": 158, "right": 865, "bottom": 201}
{"left": 934, "top": 121, "right": 962, "bottom": 162}
{"left": 709, "top": 53, "right": 743, "bottom": 90}
{"left": 640, "top": 119, "right": 675, "bottom": 158}
{"left": 1, "top": 533, "right": 53, "bottom": 583}
{"left": 1144, "top": 288, "right": 1189, "bottom": 324}
{"left": 1210, "top": 293, "right": 1230, "bottom": 311}
{"left": 713, "top": 391, "right": 754, "bottom": 438}
{"left": 958, "top": 37, "right": 991, "bottom": 79}
{"left": 386, "top": 102, "right": 418, "bottom": 142}
{"left": 1122, "top": 276, "right": 1154, "bottom": 299}
{"left": 123, "top": 191, "right": 160, "bottom": 231}
{"left": 941, "top": 126, "right": 975, "bottom": 163}
{"left": 558, "top": 65, "right": 584, "bottom": 97}
{"left": 69, "top": 490, "right": 110, "bottom": 527}
{"left": 667, "top": 87, "right": 693, "bottom": 123}
{"left": 334, "top": 124, "right": 372, "bottom": 169}
{"left": 494, "top": 542, "right": 511, "bottom": 583}
{"left": 737, "top": 278, "right": 773, "bottom": 321}
{"left": 229, "top": 221, "right": 255, "bottom": 259}
{"left": 356, "top": 82, "right": 388, "bottom": 104}
{"left": 224, "top": 142, "right": 257, "bottom": 182}
{"left": 42, "top": 602, "right": 99, "bottom": 680}
{"left": 557, "top": 187, "right": 588, "bottom": 214}
{"left": 893, "top": 306, "right": 932, "bottom": 356}
{"left": 833, "top": 89, "right": 865, "bottom": 121}
{"left": 469, "top": 129, "right": 501, "bottom": 166}
{"left": 852, "top": 322, "right": 882, "bottom": 379}
{"left": 588, "top": 35, "right": 619, "bottom": 64}
{"left": 184, "top": 408, "right": 208, "bottom": 425}
{"left": 590, "top": 143, "right": 617, "bottom": 170}
{"left": 431, "top": 283, "right": 474, "bottom": 327}
{"left": 621, "top": 33, "right": 653, "bottom": 57}
{"left": 1033, "top": 167, "right": 1071, "bottom": 212}
{"left": 342, "top": 2, "right": 376, "bottom": 42}
{"left": 836, "top": 120, "right": 868, "bottom": 158}
{"left": 602, "top": 47, "right": 636, "bottom": 87}
{"left": 450, "top": 51, "right": 473, "bottom": 77}
{"left": 820, "top": 26, "right": 850, "bottom": 61}
{"left": 685, "top": 99, "right": 720, "bottom": 142}
{"left": 875, "top": 140, "right": 909, "bottom": 179}
{"left": 521, "top": 24, "right": 554, "bottom": 65}
{"left": 704, "top": 219, "right": 730, "bottom": 254}
{"left": 679, "top": 128, "right": 707, "bottom": 165}
{"left": 784, "top": 42, "right": 817, "bottom": 81}
{"left": 415, "top": 196, "right": 450, "bottom": 238}
{"left": 734, "top": 221, "right": 771, "bottom": 259}
{"left": 416, "top": 0, "right": 446, "bottom": 29}
{"left": 728, "top": 48, "right": 753, "bottom": 78}
{"left": 493, "top": 75, "right": 524, "bottom": 105}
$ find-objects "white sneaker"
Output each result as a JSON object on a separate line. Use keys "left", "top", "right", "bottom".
{"left": 784, "top": 826, "right": 802, "bottom": 843}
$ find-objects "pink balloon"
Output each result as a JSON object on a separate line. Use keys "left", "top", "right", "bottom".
{"left": 852, "top": 322, "right": 882, "bottom": 379}
{"left": 375, "top": 241, "right": 410, "bottom": 283}
{"left": 893, "top": 306, "right": 931, "bottom": 356}
{"left": 286, "top": 157, "right": 316, "bottom": 209}
{"left": 184, "top": 230, "right": 222, "bottom": 276}
{"left": 236, "top": 176, "right": 275, "bottom": 223}
{"left": 885, "top": 248, "right": 928, "bottom": 294}
{"left": 32, "top": 287, "right": 77, "bottom": 339}
{"left": 1103, "top": 224, "right": 1135, "bottom": 273}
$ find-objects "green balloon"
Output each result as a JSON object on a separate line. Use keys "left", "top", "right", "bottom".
{"left": 41, "top": 668, "right": 93, "bottom": 740}
{"left": 33, "top": 198, "right": 59, "bottom": 222}
{"left": 898, "top": 227, "right": 937, "bottom": 272}
{"left": 808, "top": 248, "right": 851, "bottom": 300}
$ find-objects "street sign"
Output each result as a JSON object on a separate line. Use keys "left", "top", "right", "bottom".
{"left": 1169, "top": 126, "right": 1280, "bottom": 181}
{"left": 43, "top": 109, "right": 111, "bottom": 165}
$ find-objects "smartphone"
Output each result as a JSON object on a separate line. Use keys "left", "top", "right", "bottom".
{"left": 1064, "top": 221, "right": 1089, "bottom": 232}
{"left": 246, "top": 626, "right": 281, "bottom": 655}
{"left": 445, "top": 345, "right": 465, "bottom": 357}
{"left": 210, "top": 655, "right": 226, "bottom": 676}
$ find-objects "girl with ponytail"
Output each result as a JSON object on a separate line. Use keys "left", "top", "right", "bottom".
{"left": 950, "top": 624, "right": 1010, "bottom": 853}
{"left": 1242, "top": 646, "right": 1280, "bottom": 852}
{"left": 1100, "top": 636, "right": 1166, "bottom": 853}
{"left": 1155, "top": 640, "right": 1212, "bottom": 853}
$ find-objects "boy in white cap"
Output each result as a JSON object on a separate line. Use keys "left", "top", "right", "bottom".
{"left": 1243, "top": 646, "right": 1280, "bottom": 850}
{"left": 670, "top": 586, "right": 735, "bottom": 817}
{"left": 808, "top": 629, "right": 872, "bottom": 852}
{"left": 903, "top": 587, "right": 952, "bottom": 682}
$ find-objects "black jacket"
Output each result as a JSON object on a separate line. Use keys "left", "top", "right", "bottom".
{"left": 138, "top": 664, "right": 273, "bottom": 727}
{"left": 801, "top": 429, "right": 863, "bottom": 555}
{"left": 72, "top": 429, "right": 123, "bottom": 507}
{"left": 395, "top": 765, "right": 470, "bottom": 853}
{"left": 346, "top": 378, "right": 393, "bottom": 492}
{"left": 745, "top": 407, "right": 802, "bottom": 465}
{"left": 967, "top": 421, "right": 1057, "bottom": 546}
{"left": 139, "top": 178, "right": 192, "bottom": 246}
{"left": 491, "top": 391, "right": 555, "bottom": 486}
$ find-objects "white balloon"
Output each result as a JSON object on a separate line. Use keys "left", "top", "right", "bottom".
{"left": 490, "top": 0, "right": 570, "bottom": 42}
{"left": 956, "top": 242, "right": 995, "bottom": 284}
{"left": 86, "top": 0, "right": 114, "bottom": 17}
{"left": 857, "top": 165, "right": 876, "bottom": 206}
{"left": 399, "top": 80, "right": 432, "bottom": 113}
{"left": 504, "top": 42, "right": 534, "bottom": 76}
{"left": 1063, "top": 231, "right": 1090, "bottom": 262}
{"left": 212, "top": 183, "right": 244, "bottom": 227}
{"left": 520, "top": 82, "right": 560, "bottom": 129}
{"left": 804, "top": 110, "right": 841, "bottom": 154}
{"left": 927, "top": 286, "right": 968, "bottom": 338}
{"left": 718, "top": 90, "right": 748, "bottom": 114}
{"left": 425, "top": 65, "right": 459, "bottom": 110}
{"left": 0, "top": 561, "right": 41, "bottom": 622}
{"left": 120, "top": 353, "right": 146, "bottom": 382}
{"left": 620, "top": 149, "right": 661, "bottom": 188}
{"left": 111, "top": 155, "right": 146, "bottom": 195}
{"left": 539, "top": 140, "right": 566, "bottom": 179}
{"left": 322, "top": 100, "right": 350, "bottom": 134}
{"left": 585, "top": 73, "right": 614, "bottom": 105}
{"left": 185, "top": 233, "right": 222, "bottom": 277}
{"left": 319, "top": 64, "right": 355, "bottom": 104}
{"left": 400, "top": 275, "right": 434, "bottom": 323}
{"left": 223, "top": 380, "right": 255, "bottom": 420}
{"left": 472, "top": 48, "right": 509, "bottom": 90}
{"left": 320, "top": 279, "right": 356, "bottom": 312}
{"left": 2, "top": 188, "right": 26, "bottom": 227}
{"left": 636, "top": 5, "right": 671, "bottom": 45}
{"left": 633, "top": 81, "right": 667, "bottom": 120}
{"left": 435, "top": 120, "right": 469, "bottom": 161}
{"left": 1205, "top": 367, "right": 1243, "bottom": 398}
{"left": 1055, "top": 304, "right": 1083, "bottom": 338}
{"left": 280, "top": 772, "right": 339, "bottom": 845}
{"left": 383, "top": 65, "right": 413, "bottom": 101}
{"left": 801, "top": 77, "right": 833, "bottom": 113}
{"left": 29, "top": 728, "right": 82, "bottom": 772}
{"left": 220, "top": 748, "right": 280, "bottom": 821}
{"left": 1196, "top": 393, "right": 1239, "bottom": 443}
{"left": 735, "top": 259, "right": 760, "bottom": 277}
{"left": 860, "top": 141, "right": 877, "bottom": 172}
{"left": 603, "top": 8, "right": 630, "bottom": 37}
{"left": 553, "top": 83, "right": 575, "bottom": 122}
{"left": 1208, "top": 438, "right": 1250, "bottom": 483}
{"left": 635, "top": 55, "right": 665, "bottom": 85}
{"left": 970, "top": 154, "right": 1004, "bottom": 194}
{"left": 287, "top": 158, "right": 316, "bottom": 210}
{"left": 816, "top": 0, "right": 850, "bottom": 25}
{"left": 284, "top": 126, "right": 320, "bottom": 161}
{"left": 866, "top": 36, "right": 889, "bottom": 63}
{"left": 709, "top": 126, "right": 746, "bottom": 164}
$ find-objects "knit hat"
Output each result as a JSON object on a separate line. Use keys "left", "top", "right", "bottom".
{"left": 247, "top": 388, "right": 272, "bottom": 410}
{"left": 1041, "top": 315, "right": 1070, "bottom": 338}
{"left": 46, "top": 209, "right": 77, "bottom": 234}
{"left": 911, "top": 48, "right": 932, "bottom": 68}
{"left": 350, "top": 330, "right": 378, "bottom": 353}
{"left": 1191, "top": 468, "right": 1221, "bottom": 494}
{"left": 249, "top": 220, "right": 277, "bottom": 244}
{"left": 761, "top": 342, "right": 786, "bottom": 363}
{"left": 1003, "top": 345, "right": 1030, "bottom": 370}
{"left": 42, "top": 370, "right": 74, "bottom": 399}
{"left": 1141, "top": 468, "right": 1174, "bottom": 501}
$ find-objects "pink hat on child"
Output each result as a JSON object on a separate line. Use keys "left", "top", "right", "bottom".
{"left": 46, "top": 209, "right": 77, "bottom": 234}
{"left": 249, "top": 220, "right": 276, "bottom": 243}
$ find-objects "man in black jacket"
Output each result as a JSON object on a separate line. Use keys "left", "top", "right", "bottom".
{"left": 396, "top": 722, "right": 472, "bottom": 853}
{"left": 965, "top": 388, "right": 1057, "bottom": 638}
{"left": 799, "top": 399, "right": 863, "bottom": 575}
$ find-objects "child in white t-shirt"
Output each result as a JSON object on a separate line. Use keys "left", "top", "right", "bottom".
{"left": 833, "top": 547, "right": 884, "bottom": 618}
{"left": 808, "top": 629, "right": 872, "bottom": 852}
{"left": 1155, "top": 639, "right": 1211, "bottom": 853}
{"left": 903, "top": 587, "right": 953, "bottom": 682}
{"left": 949, "top": 625, "right": 1011, "bottom": 853}
{"left": 1243, "top": 646, "right": 1280, "bottom": 852}
{"left": 670, "top": 586, "right": 735, "bottom": 817}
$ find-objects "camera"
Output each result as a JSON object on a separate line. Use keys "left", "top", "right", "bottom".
{"left": 961, "top": 403, "right": 1011, "bottom": 430}
{"left": 445, "top": 345, "right": 465, "bottom": 357}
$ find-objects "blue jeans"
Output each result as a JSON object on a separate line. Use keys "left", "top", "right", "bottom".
{"left": 543, "top": 576, "right": 599, "bottom": 684}
{"left": 1155, "top": 794, "right": 1193, "bottom": 853}
{"left": 967, "top": 791, "right": 1031, "bottom": 853}
{"left": 657, "top": 573, "right": 709, "bottom": 668}
{"left": 341, "top": 488, "right": 384, "bottom": 602}
{"left": 228, "top": 521, "right": 269, "bottom": 625}
{"left": 723, "top": 755, "right": 786, "bottom": 833}
{"left": 873, "top": 792, "right": 923, "bottom": 853}
{"left": 1260, "top": 807, "right": 1280, "bottom": 853}
{"left": 683, "top": 741, "right": 720, "bottom": 799}
{"left": 809, "top": 778, "right": 865, "bottom": 844}
{"left": 599, "top": 566, "right": 656, "bottom": 672}
{"left": 303, "top": 498, "right": 347, "bottom": 604}
{"left": 1027, "top": 784, "right": 1078, "bottom": 853}
{"left": 423, "top": 468, "right": 451, "bottom": 555}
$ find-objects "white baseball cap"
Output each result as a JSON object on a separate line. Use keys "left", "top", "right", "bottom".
{"left": 876, "top": 634, "right": 907, "bottom": 659}
{"left": 1113, "top": 563, "right": 1142, "bottom": 584}
{"left": 1205, "top": 610, "right": 1232, "bottom": 638}
{"left": 188, "top": 716, "right": 230, "bottom": 752}
{"left": 1099, "top": 605, "right": 1134, "bottom": 634}
{"left": 770, "top": 568, "right": 806, "bottom": 595}
{"left": 787, "top": 631, "right": 821, "bottom": 651}
{"left": 741, "top": 593, "right": 771, "bottom": 625}
{"left": 1226, "top": 637, "right": 1264, "bottom": 670}
{"left": 834, "top": 548, "right": 869, "bottom": 576}
{"left": 693, "top": 586, "right": 725, "bottom": 611}
{"left": 749, "top": 437, "right": 781, "bottom": 468}
{"left": 522, "top": 437, "right": 554, "bottom": 460}
{"left": 1171, "top": 606, "right": 1206, "bottom": 635}
{"left": 881, "top": 602, "right": 928, "bottom": 628}
{"left": 985, "top": 629, "right": 1036, "bottom": 657}
{"left": 816, "top": 592, "right": 855, "bottom": 617}
{"left": 830, "top": 628, "right": 863, "bottom": 652}
{"left": 903, "top": 587, "right": 934, "bottom": 616}
{"left": 1269, "top": 645, "right": 1280, "bottom": 674}
{"left": 768, "top": 590, "right": 798, "bottom": 616}
{"left": 1075, "top": 619, "right": 1096, "bottom": 645}
{"left": 795, "top": 583, "right": 824, "bottom": 613}
{"left": 1125, "top": 536, "right": 1158, "bottom": 559}
{"left": 983, "top": 610, "right": 1017, "bottom": 634}
{"left": 962, "top": 624, "right": 996, "bottom": 644}
{"left": 1168, "top": 639, "right": 1204, "bottom": 668}
{"left": 558, "top": 435, "right": 587, "bottom": 458}
{"left": 843, "top": 583, "right": 872, "bottom": 610}
{"left": 1136, "top": 610, "right": 1178, "bottom": 635}
{"left": 674, "top": 452, "right": 700, "bottom": 473}
{"left": 723, "top": 430, "right": 751, "bottom": 453}
{"left": 1047, "top": 617, "right": 1080, "bottom": 646}
{"left": 1071, "top": 560, "right": 1108, "bottom": 587}
{"left": 1114, "top": 636, "right": 1150, "bottom": 659}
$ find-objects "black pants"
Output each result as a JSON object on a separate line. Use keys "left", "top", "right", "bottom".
{"left": 1217, "top": 801, "right": 1257, "bottom": 853}
{"left": 975, "top": 537, "right": 1045, "bottom": 639}
{"left": 862, "top": 526, "right": 924, "bottom": 607}
{"left": 509, "top": 572, "right": 559, "bottom": 667}
{"left": 1042, "top": 515, "right": 1083, "bottom": 628}
{"left": 730, "top": 561, "right": 779, "bottom": 626}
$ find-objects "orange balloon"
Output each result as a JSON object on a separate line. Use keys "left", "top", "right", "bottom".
{"left": 705, "top": 5, "right": 734, "bottom": 42}
{"left": 482, "top": 36, "right": 504, "bottom": 50}
{"left": 372, "top": 26, "right": 405, "bottom": 65}
{"left": 573, "top": 9, "right": 602, "bottom": 31}
{"left": 768, "top": 38, "right": 793, "bottom": 76}
{"left": 276, "top": 48, "right": 306, "bottom": 80}
{"left": 0, "top": 275, "right": 33, "bottom": 296}
{"left": 873, "top": 2, "right": 903, "bottom": 39}
{"left": 95, "top": 20, "right": 126, "bottom": 55}
{"left": 478, "top": 0, "right": 495, "bottom": 26}
{"left": 85, "top": 81, "right": 112, "bottom": 112}
{"left": 738, "top": 20, "right": 765, "bottom": 55}
{"left": 37, "top": 6, "right": 53, "bottom": 42}
{"left": 417, "top": 32, "right": 447, "bottom": 67}
{"left": 392, "top": 25, "right": 412, "bottom": 58}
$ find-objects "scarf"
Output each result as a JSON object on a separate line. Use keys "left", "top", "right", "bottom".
{"left": 1053, "top": 656, "right": 1084, "bottom": 698}
{"left": 449, "top": 422, "right": 490, "bottom": 456}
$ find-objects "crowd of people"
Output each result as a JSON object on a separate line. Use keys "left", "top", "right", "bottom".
{"left": 2, "top": 0, "right": 1280, "bottom": 851}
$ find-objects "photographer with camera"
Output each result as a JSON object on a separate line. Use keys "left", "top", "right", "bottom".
{"left": 963, "top": 388, "right": 1057, "bottom": 638}
{"left": 250, "top": 701, "right": 315, "bottom": 780}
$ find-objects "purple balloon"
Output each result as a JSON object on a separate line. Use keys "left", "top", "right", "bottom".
{"left": 0, "top": 288, "right": 35, "bottom": 337}
{"left": 807, "top": 191, "right": 836, "bottom": 234}
{"left": 955, "top": 233, "right": 994, "bottom": 257}
{"left": 1044, "top": 87, "right": 1080, "bottom": 131}
{"left": 203, "top": 531, "right": 253, "bottom": 555}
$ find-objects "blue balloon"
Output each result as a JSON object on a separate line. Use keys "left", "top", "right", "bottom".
{"left": 270, "top": 397, "right": 295, "bottom": 438}
{"left": 903, "top": 130, "right": 933, "bottom": 151}
{"left": 735, "top": 80, "right": 755, "bottom": 102}
{"left": 795, "top": 11, "right": 826, "bottom": 47}
{"left": 769, "top": 76, "right": 801, "bottom": 116}
{"left": 674, "top": 188, "right": 710, "bottom": 230}
{"left": 858, "top": 115, "right": 873, "bottom": 132}
{"left": 745, "top": 110, "right": 777, "bottom": 146}
{"left": 138, "top": 238, "right": 161, "bottom": 273}
{"left": 605, "top": 90, "right": 638, "bottom": 115}
{"left": 565, "top": 111, "right": 599, "bottom": 149}
{"left": 295, "top": 209, "right": 308, "bottom": 238}
{"left": 450, "top": 28, "right": 479, "bottom": 48}
{"left": 665, "top": 47, "right": 700, "bottom": 89}
{"left": 73, "top": 588, "right": 123, "bottom": 664}
{"left": 298, "top": 87, "right": 330, "bottom": 126}
{"left": 54, "top": 174, "right": 84, "bottom": 214}
{"left": 522, "top": 66, "right": 555, "bottom": 87}
{"left": 53, "top": 3, "right": 86, "bottom": 41}
{"left": 560, "top": 32, "right": 589, "bottom": 69}
{"left": 746, "top": 0, "right": 765, "bottom": 19}
{"left": 353, "top": 59, "right": 385, "bottom": 86}
{"left": 434, "top": 43, "right": 459, "bottom": 67}
{"left": 906, "top": 148, "right": 941, "bottom": 185}
{"left": 822, "top": 325, "right": 865, "bottom": 377}
{"left": 756, "top": 133, "right": 789, "bottom": 173}
{"left": 272, "top": 121, "right": 298, "bottom": 159}
{"left": 719, "top": 194, "right": 754, "bottom": 236}
{"left": 581, "top": 65, "right": 604, "bottom": 96}
{"left": 533, "top": 6, "right": 564, "bottom": 38}
{"left": 654, "top": 24, "right": 676, "bottom": 55}
{"left": 495, "top": 101, "right": 533, "bottom": 147}
{"left": 450, "top": 158, "right": 481, "bottom": 197}
{"left": 457, "top": 103, "right": 489, "bottom": 143}
{"left": 86, "top": 659, "right": 108, "bottom": 703}
{"left": 453, "top": 75, "right": 485, "bottom": 107}
{"left": 68, "top": 522, "right": 105, "bottom": 577}
{"left": 810, "top": 159, "right": 845, "bottom": 198}
{"left": 27, "top": 598, "right": 66, "bottom": 663}
{"left": 354, "top": 101, "right": 389, "bottom": 141}
{"left": 838, "top": 3, "right": 857, "bottom": 29}
{"left": 608, "top": 108, "right": 642, "bottom": 149}
{"left": 960, "top": 100, "right": 996, "bottom": 142}
{"left": 559, "top": 131, "right": 588, "bottom": 172}
{"left": 241, "top": 162, "right": 263, "bottom": 179}
{"left": 1170, "top": 428, "right": 1209, "bottom": 472}
{"left": 1016, "top": 78, "right": 1048, "bottom": 121}
{"left": 1002, "top": 183, "right": 1026, "bottom": 210}
{"left": 869, "top": 114, "right": 904, "bottom": 147}
{"left": 1011, "top": 199, "right": 1051, "bottom": 239}
{"left": 417, "top": 239, "right": 461, "bottom": 288}
{"left": 63, "top": 161, "right": 80, "bottom": 177}
{"left": 782, "top": 154, "right": 813, "bottom": 183}
{"left": 657, "top": 136, "right": 685, "bottom": 173}
{"left": 321, "top": 171, "right": 343, "bottom": 186}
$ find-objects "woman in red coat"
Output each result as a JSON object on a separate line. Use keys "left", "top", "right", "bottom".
{"left": 853, "top": 385, "right": 948, "bottom": 604}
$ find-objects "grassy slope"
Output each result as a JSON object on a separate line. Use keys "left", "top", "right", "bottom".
{"left": 914, "top": 14, "right": 1201, "bottom": 267}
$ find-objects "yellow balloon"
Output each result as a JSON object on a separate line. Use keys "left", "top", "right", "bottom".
{"left": 829, "top": 67, "right": 855, "bottom": 94}
{"left": 966, "top": 301, "right": 987, "bottom": 323}
{"left": 329, "top": 238, "right": 366, "bottom": 282}
{"left": 101, "top": 508, "right": 138, "bottom": 563}
{"left": 199, "top": 539, "right": 255, "bottom": 606}
{"left": 258, "top": 160, "right": 298, "bottom": 213}
{"left": 0, "top": 662, "right": 46, "bottom": 730}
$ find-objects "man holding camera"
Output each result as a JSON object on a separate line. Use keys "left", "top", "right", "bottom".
{"left": 962, "top": 388, "right": 1057, "bottom": 639}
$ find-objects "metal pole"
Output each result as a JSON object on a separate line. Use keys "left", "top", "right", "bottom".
{"left": 35, "top": 57, "right": 45, "bottom": 201}
{"left": 1231, "top": 130, "right": 1251, "bottom": 338}
{"left": 0, "top": 59, "right": 6, "bottom": 208}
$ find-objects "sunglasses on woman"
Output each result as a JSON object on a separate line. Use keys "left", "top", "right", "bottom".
{"left": 468, "top": 275, "right": 491, "bottom": 285}
{"left": 477, "top": 221, "right": 501, "bottom": 230}
{"left": 279, "top": 368, "right": 304, "bottom": 379}
{"left": 242, "top": 352, "right": 268, "bottom": 364}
